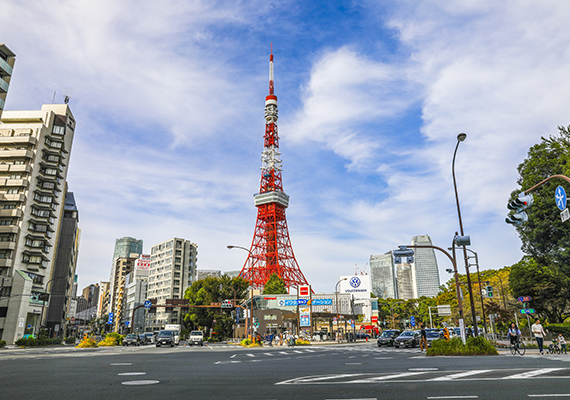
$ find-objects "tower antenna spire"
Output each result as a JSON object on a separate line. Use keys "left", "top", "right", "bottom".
{"left": 269, "top": 43, "right": 274, "bottom": 95}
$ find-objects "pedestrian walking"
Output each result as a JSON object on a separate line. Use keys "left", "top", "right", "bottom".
{"left": 559, "top": 333, "right": 567, "bottom": 354}
{"left": 420, "top": 325, "right": 428, "bottom": 351}
{"left": 531, "top": 319, "right": 547, "bottom": 354}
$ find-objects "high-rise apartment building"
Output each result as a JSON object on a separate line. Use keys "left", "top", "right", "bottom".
{"left": 147, "top": 238, "right": 197, "bottom": 330}
{"left": 370, "top": 252, "right": 397, "bottom": 299}
{"left": 107, "top": 236, "right": 142, "bottom": 317}
{"left": 411, "top": 235, "right": 440, "bottom": 297}
{"left": 125, "top": 254, "right": 150, "bottom": 333}
{"left": 109, "top": 254, "right": 139, "bottom": 331}
{"left": 0, "top": 44, "right": 15, "bottom": 119}
{"left": 45, "top": 191, "right": 80, "bottom": 335}
{"left": 0, "top": 103, "right": 76, "bottom": 344}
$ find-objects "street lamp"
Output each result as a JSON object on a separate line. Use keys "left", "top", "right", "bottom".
{"left": 451, "top": 133, "right": 479, "bottom": 336}
{"left": 227, "top": 245, "right": 254, "bottom": 339}
{"left": 335, "top": 278, "right": 347, "bottom": 341}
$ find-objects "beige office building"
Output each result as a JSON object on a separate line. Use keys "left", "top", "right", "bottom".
{"left": 147, "top": 238, "right": 197, "bottom": 330}
{"left": 0, "top": 103, "right": 76, "bottom": 344}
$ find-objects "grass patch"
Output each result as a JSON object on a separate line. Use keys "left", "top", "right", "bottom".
{"left": 427, "top": 336, "right": 498, "bottom": 356}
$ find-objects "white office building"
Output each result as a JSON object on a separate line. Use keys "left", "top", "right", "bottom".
{"left": 411, "top": 235, "right": 440, "bottom": 297}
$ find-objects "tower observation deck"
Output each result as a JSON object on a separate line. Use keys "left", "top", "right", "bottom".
{"left": 239, "top": 49, "right": 309, "bottom": 291}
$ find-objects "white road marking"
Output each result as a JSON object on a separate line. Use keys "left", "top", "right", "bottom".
{"left": 110, "top": 363, "right": 132, "bottom": 366}
{"left": 430, "top": 370, "right": 491, "bottom": 381}
{"left": 246, "top": 353, "right": 255, "bottom": 357}
{"left": 504, "top": 368, "right": 564, "bottom": 379}
{"left": 348, "top": 371, "right": 428, "bottom": 383}
{"left": 409, "top": 368, "right": 438, "bottom": 371}
{"left": 230, "top": 354, "right": 237, "bottom": 358}
{"left": 118, "top": 372, "right": 146, "bottom": 376}
{"left": 427, "top": 396, "right": 478, "bottom": 399}
{"left": 528, "top": 395, "right": 570, "bottom": 397}
{"left": 121, "top": 380, "right": 159, "bottom": 386}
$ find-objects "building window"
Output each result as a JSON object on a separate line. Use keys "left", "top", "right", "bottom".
{"left": 0, "top": 220, "right": 12, "bottom": 225}
{"left": 3, "top": 204, "right": 15, "bottom": 209}
{"left": 6, "top": 189, "right": 18, "bottom": 194}
{"left": 52, "top": 125, "right": 65, "bottom": 135}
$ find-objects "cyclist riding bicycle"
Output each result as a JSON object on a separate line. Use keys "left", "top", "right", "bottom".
{"left": 507, "top": 322, "right": 522, "bottom": 347}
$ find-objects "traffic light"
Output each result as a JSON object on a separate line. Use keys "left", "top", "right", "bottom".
{"left": 506, "top": 193, "right": 533, "bottom": 226}
{"left": 394, "top": 246, "right": 414, "bottom": 264}
{"left": 486, "top": 286, "right": 493, "bottom": 298}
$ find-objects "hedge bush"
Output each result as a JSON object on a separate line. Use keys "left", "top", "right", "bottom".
{"left": 14, "top": 337, "right": 62, "bottom": 347}
{"left": 426, "top": 336, "right": 498, "bottom": 356}
{"left": 0, "top": 340, "right": 6, "bottom": 348}
{"left": 295, "top": 339, "right": 311, "bottom": 346}
{"left": 545, "top": 324, "right": 570, "bottom": 337}
{"left": 64, "top": 337, "right": 76, "bottom": 344}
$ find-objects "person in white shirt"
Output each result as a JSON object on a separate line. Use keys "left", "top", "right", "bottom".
{"left": 531, "top": 319, "right": 546, "bottom": 354}
{"left": 559, "top": 333, "right": 567, "bottom": 355}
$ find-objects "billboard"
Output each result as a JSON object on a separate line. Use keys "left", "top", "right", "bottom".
{"left": 339, "top": 275, "right": 371, "bottom": 300}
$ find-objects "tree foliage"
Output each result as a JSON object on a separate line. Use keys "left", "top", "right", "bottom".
{"left": 262, "top": 273, "right": 287, "bottom": 295}
{"left": 506, "top": 126, "right": 570, "bottom": 323}
{"left": 183, "top": 275, "right": 249, "bottom": 338}
{"left": 509, "top": 256, "right": 570, "bottom": 322}
{"left": 510, "top": 126, "right": 570, "bottom": 270}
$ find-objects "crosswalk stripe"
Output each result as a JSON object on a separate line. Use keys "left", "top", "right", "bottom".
{"left": 503, "top": 368, "right": 564, "bottom": 379}
{"left": 430, "top": 370, "right": 492, "bottom": 381}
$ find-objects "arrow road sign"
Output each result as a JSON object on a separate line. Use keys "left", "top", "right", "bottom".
{"left": 556, "top": 186, "right": 567, "bottom": 211}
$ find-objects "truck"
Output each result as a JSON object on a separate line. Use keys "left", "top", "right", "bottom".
{"left": 164, "top": 324, "right": 181, "bottom": 345}
{"left": 189, "top": 330, "right": 204, "bottom": 346}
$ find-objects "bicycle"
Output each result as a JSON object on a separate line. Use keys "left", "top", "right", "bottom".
{"left": 548, "top": 340, "right": 561, "bottom": 354}
{"left": 510, "top": 337, "right": 526, "bottom": 355}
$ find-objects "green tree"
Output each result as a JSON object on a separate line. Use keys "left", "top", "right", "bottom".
{"left": 509, "top": 126, "right": 570, "bottom": 271}
{"left": 262, "top": 273, "right": 287, "bottom": 295}
{"left": 509, "top": 256, "right": 570, "bottom": 323}
{"left": 183, "top": 275, "right": 249, "bottom": 338}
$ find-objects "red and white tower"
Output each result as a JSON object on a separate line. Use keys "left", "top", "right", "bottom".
{"left": 239, "top": 49, "right": 309, "bottom": 291}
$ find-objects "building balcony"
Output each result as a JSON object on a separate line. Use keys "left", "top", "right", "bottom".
{"left": 0, "top": 136, "right": 37, "bottom": 146}
{"left": 0, "top": 225, "right": 19, "bottom": 234}
{"left": 0, "top": 79, "right": 8, "bottom": 94}
{"left": 1, "top": 193, "right": 26, "bottom": 202}
{"left": 0, "top": 209, "right": 22, "bottom": 218}
{"left": 8, "top": 164, "right": 32, "bottom": 174}
{"left": 0, "top": 58, "right": 13, "bottom": 76}
{"left": 0, "top": 149, "right": 34, "bottom": 159}
{"left": 0, "top": 257, "right": 13, "bottom": 267}
{"left": 0, "top": 241, "right": 15, "bottom": 250}
{"left": 1, "top": 179, "right": 29, "bottom": 188}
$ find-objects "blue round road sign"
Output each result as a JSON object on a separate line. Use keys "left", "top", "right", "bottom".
{"left": 555, "top": 186, "right": 567, "bottom": 211}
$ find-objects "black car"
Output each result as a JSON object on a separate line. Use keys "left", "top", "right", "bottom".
{"left": 377, "top": 329, "right": 401, "bottom": 347}
{"left": 123, "top": 333, "right": 142, "bottom": 346}
{"left": 426, "top": 330, "right": 442, "bottom": 347}
{"left": 155, "top": 330, "right": 175, "bottom": 347}
{"left": 394, "top": 330, "right": 421, "bottom": 348}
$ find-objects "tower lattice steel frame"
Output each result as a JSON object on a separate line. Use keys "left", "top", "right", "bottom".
{"left": 239, "top": 49, "right": 309, "bottom": 291}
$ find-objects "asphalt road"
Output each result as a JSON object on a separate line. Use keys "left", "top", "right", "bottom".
{"left": 1, "top": 342, "right": 569, "bottom": 400}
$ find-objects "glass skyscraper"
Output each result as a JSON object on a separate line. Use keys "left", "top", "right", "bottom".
{"left": 370, "top": 252, "right": 397, "bottom": 299}
{"left": 411, "top": 235, "right": 440, "bottom": 297}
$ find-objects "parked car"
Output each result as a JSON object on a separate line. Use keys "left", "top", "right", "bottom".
{"left": 123, "top": 333, "right": 142, "bottom": 346}
{"left": 426, "top": 330, "right": 441, "bottom": 347}
{"left": 377, "top": 329, "right": 401, "bottom": 347}
{"left": 394, "top": 330, "right": 421, "bottom": 348}
{"left": 312, "top": 331, "right": 328, "bottom": 341}
{"left": 356, "top": 332, "right": 371, "bottom": 340}
{"left": 144, "top": 332, "right": 154, "bottom": 344}
{"left": 155, "top": 330, "right": 175, "bottom": 347}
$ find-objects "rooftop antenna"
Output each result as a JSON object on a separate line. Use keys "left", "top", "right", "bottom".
{"left": 52, "top": 91, "right": 56, "bottom": 104}
{"left": 63, "top": 91, "right": 71, "bottom": 104}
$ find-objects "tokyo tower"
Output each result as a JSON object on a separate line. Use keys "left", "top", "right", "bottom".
{"left": 239, "top": 49, "right": 309, "bottom": 291}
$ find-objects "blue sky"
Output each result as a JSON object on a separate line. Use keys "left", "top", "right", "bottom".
{"left": 3, "top": 0, "right": 570, "bottom": 294}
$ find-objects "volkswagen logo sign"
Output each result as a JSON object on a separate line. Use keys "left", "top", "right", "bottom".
{"left": 350, "top": 277, "right": 361, "bottom": 288}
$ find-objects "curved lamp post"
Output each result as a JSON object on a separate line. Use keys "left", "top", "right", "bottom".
{"left": 227, "top": 245, "right": 254, "bottom": 339}
{"left": 335, "top": 278, "right": 347, "bottom": 341}
{"left": 452, "top": 133, "right": 479, "bottom": 336}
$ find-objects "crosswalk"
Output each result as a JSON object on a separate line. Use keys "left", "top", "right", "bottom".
{"left": 276, "top": 367, "right": 570, "bottom": 385}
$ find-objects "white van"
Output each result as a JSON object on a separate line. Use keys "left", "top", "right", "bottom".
{"left": 164, "top": 324, "right": 181, "bottom": 345}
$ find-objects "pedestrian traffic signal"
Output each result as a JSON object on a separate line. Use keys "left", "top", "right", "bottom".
{"left": 486, "top": 286, "right": 493, "bottom": 298}
{"left": 506, "top": 193, "right": 533, "bottom": 226}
